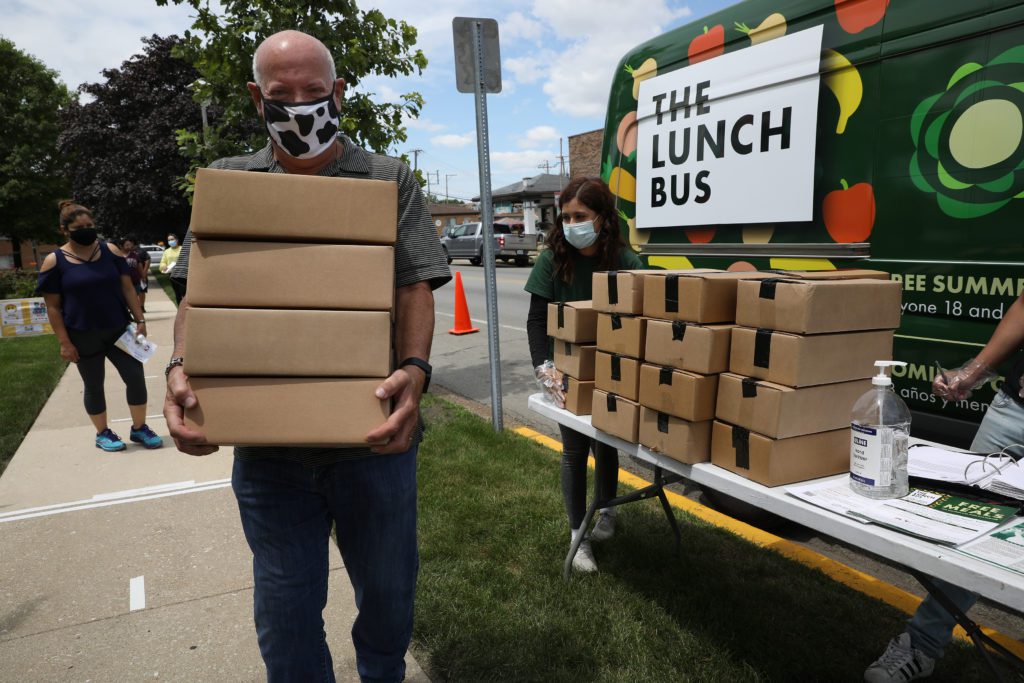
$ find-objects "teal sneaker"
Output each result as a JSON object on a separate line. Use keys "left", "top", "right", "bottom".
{"left": 96, "top": 428, "right": 127, "bottom": 452}
{"left": 130, "top": 424, "right": 163, "bottom": 449}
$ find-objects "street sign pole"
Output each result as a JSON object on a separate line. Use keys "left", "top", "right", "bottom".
{"left": 454, "top": 17, "right": 504, "bottom": 432}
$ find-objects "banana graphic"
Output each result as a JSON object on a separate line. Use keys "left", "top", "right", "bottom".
{"left": 822, "top": 49, "right": 862, "bottom": 134}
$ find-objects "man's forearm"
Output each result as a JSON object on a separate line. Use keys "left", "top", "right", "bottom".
{"left": 977, "top": 295, "right": 1024, "bottom": 368}
{"left": 173, "top": 298, "right": 190, "bottom": 357}
{"left": 395, "top": 282, "right": 434, "bottom": 363}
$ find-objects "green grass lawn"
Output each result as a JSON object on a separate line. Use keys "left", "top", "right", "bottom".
{"left": 415, "top": 396, "right": 997, "bottom": 682}
{"left": 0, "top": 335, "right": 67, "bottom": 475}
{"left": 153, "top": 271, "right": 177, "bottom": 306}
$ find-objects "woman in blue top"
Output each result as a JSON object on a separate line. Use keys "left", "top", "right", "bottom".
{"left": 37, "top": 200, "right": 162, "bottom": 452}
{"left": 524, "top": 176, "right": 645, "bottom": 573}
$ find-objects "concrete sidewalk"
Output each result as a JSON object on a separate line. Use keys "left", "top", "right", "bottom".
{"left": 0, "top": 278, "right": 429, "bottom": 682}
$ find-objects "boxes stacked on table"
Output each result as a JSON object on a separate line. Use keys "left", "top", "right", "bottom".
{"left": 635, "top": 270, "right": 768, "bottom": 464}
{"left": 548, "top": 300, "right": 598, "bottom": 415}
{"left": 180, "top": 168, "right": 397, "bottom": 446}
{"left": 711, "top": 270, "right": 902, "bottom": 486}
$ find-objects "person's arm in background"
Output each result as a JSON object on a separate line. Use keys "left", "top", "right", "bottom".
{"left": 527, "top": 294, "right": 551, "bottom": 368}
{"left": 936, "top": 294, "right": 1024, "bottom": 400}
{"left": 37, "top": 253, "right": 77, "bottom": 363}
{"left": 108, "top": 243, "right": 147, "bottom": 338}
{"left": 159, "top": 249, "right": 174, "bottom": 274}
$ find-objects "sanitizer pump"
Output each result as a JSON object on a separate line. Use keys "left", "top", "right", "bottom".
{"left": 850, "top": 361, "right": 911, "bottom": 499}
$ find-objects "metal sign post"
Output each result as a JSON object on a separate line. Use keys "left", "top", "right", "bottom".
{"left": 453, "top": 17, "right": 504, "bottom": 432}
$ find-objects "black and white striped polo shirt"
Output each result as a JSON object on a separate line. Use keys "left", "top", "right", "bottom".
{"left": 171, "top": 136, "right": 452, "bottom": 466}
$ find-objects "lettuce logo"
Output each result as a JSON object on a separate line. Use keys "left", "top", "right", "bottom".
{"left": 910, "top": 46, "right": 1024, "bottom": 219}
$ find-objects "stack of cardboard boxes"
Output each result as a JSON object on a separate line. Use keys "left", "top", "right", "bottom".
{"left": 634, "top": 271, "right": 767, "bottom": 464}
{"left": 180, "top": 168, "right": 397, "bottom": 446}
{"left": 711, "top": 271, "right": 903, "bottom": 485}
{"left": 548, "top": 300, "right": 598, "bottom": 415}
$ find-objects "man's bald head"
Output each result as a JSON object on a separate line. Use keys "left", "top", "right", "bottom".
{"left": 252, "top": 30, "right": 336, "bottom": 91}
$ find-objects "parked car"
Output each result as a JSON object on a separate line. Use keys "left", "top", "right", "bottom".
{"left": 440, "top": 222, "right": 539, "bottom": 266}
{"left": 141, "top": 244, "right": 164, "bottom": 270}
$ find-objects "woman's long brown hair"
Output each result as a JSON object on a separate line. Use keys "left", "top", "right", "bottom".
{"left": 547, "top": 176, "right": 626, "bottom": 284}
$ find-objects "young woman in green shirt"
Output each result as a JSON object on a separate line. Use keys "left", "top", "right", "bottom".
{"left": 524, "top": 176, "right": 645, "bottom": 573}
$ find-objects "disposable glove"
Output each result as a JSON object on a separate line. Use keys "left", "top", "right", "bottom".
{"left": 933, "top": 358, "right": 997, "bottom": 401}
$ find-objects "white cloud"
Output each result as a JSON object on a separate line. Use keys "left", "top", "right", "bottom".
{"left": 531, "top": 0, "right": 692, "bottom": 118}
{"left": 491, "top": 149, "right": 556, "bottom": 174}
{"left": 431, "top": 132, "right": 475, "bottom": 149}
{"left": 501, "top": 11, "right": 545, "bottom": 42}
{"left": 404, "top": 115, "right": 447, "bottom": 132}
{"left": 518, "top": 125, "right": 560, "bottom": 149}
{"left": 504, "top": 54, "right": 550, "bottom": 86}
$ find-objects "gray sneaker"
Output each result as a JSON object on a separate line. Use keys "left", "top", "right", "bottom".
{"left": 571, "top": 539, "right": 598, "bottom": 573}
{"left": 864, "top": 633, "right": 935, "bottom": 682}
{"left": 590, "top": 509, "right": 616, "bottom": 542}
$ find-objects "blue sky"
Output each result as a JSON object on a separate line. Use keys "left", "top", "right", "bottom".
{"left": 4, "top": 0, "right": 734, "bottom": 202}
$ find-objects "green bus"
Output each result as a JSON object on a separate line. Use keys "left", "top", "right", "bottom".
{"left": 601, "top": 0, "right": 1024, "bottom": 445}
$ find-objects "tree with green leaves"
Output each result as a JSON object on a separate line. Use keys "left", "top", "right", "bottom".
{"left": 0, "top": 38, "right": 71, "bottom": 266}
{"left": 157, "top": 0, "right": 428, "bottom": 185}
{"left": 58, "top": 34, "right": 208, "bottom": 243}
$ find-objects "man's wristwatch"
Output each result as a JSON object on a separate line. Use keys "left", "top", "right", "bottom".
{"left": 399, "top": 357, "right": 432, "bottom": 393}
{"left": 165, "top": 356, "right": 185, "bottom": 378}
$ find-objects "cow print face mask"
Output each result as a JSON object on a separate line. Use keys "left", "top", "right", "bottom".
{"left": 261, "top": 93, "right": 340, "bottom": 160}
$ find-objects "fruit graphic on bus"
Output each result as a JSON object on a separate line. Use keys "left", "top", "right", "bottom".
{"left": 834, "top": 0, "right": 889, "bottom": 34}
{"left": 688, "top": 25, "right": 725, "bottom": 64}
{"left": 824, "top": 179, "right": 876, "bottom": 243}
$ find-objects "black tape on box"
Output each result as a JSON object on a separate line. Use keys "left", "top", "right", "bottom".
{"left": 759, "top": 278, "right": 780, "bottom": 300}
{"left": 754, "top": 329, "right": 773, "bottom": 369}
{"left": 607, "top": 271, "right": 618, "bottom": 305}
{"left": 563, "top": 341, "right": 571, "bottom": 355}
{"left": 741, "top": 377, "right": 758, "bottom": 398}
{"left": 557, "top": 302, "right": 565, "bottom": 328}
{"left": 611, "top": 313, "right": 622, "bottom": 330}
{"left": 665, "top": 274, "right": 679, "bottom": 313}
{"left": 659, "top": 366, "right": 673, "bottom": 386}
{"left": 671, "top": 320, "right": 687, "bottom": 341}
{"left": 657, "top": 411, "right": 669, "bottom": 433}
{"left": 611, "top": 354, "right": 621, "bottom": 381}
{"left": 732, "top": 426, "right": 751, "bottom": 469}
{"left": 561, "top": 375, "right": 569, "bottom": 392}
{"left": 607, "top": 392, "right": 618, "bottom": 412}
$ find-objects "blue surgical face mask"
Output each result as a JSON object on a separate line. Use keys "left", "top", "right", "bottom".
{"left": 168, "top": 239, "right": 178, "bottom": 247}
{"left": 564, "top": 220, "right": 598, "bottom": 249}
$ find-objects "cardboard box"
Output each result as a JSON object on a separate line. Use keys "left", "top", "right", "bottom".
{"left": 190, "top": 168, "right": 397, "bottom": 244}
{"left": 639, "top": 407, "right": 712, "bottom": 464}
{"left": 186, "top": 240, "right": 394, "bottom": 310}
{"left": 185, "top": 377, "right": 390, "bottom": 446}
{"left": 184, "top": 308, "right": 391, "bottom": 377}
{"left": 592, "top": 390, "right": 640, "bottom": 443}
{"left": 730, "top": 327, "right": 894, "bottom": 387}
{"left": 711, "top": 420, "right": 850, "bottom": 487}
{"left": 716, "top": 372, "right": 871, "bottom": 439}
{"left": 592, "top": 270, "right": 648, "bottom": 314}
{"left": 596, "top": 313, "right": 647, "bottom": 358}
{"left": 638, "top": 363, "right": 718, "bottom": 422}
{"left": 554, "top": 341, "right": 596, "bottom": 380}
{"left": 595, "top": 352, "right": 641, "bottom": 401}
{"left": 643, "top": 271, "right": 765, "bottom": 323}
{"left": 561, "top": 376, "right": 595, "bottom": 415}
{"left": 644, "top": 319, "right": 733, "bottom": 374}
{"left": 547, "top": 301, "right": 598, "bottom": 343}
{"left": 735, "top": 275, "right": 901, "bottom": 334}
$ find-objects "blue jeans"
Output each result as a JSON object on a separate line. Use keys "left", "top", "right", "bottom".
{"left": 232, "top": 449, "right": 419, "bottom": 682}
{"left": 908, "top": 391, "right": 1024, "bottom": 658}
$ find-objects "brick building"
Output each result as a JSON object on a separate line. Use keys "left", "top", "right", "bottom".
{"left": 567, "top": 129, "right": 603, "bottom": 179}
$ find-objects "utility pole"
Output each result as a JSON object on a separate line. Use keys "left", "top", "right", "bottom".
{"left": 409, "top": 148, "right": 423, "bottom": 172}
{"left": 445, "top": 173, "right": 457, "bottom": 202}
{"left": 537, "top": 160, "right": 551, "bottom": 174}
{"left": 426, "top": 170, "right": 440, "bottom": 202}
{"left": 557, "top": 138, "right": 567, "bottom": 187}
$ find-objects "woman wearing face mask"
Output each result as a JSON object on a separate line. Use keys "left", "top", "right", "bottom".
{"left": 36, "top": 200, "right": 163, "bottom": 452}
{"left": 524, "top": 176, "right": 645, "bottom": 573}
{"left": 159, "top": 234, "right": 184, "bottom": 304}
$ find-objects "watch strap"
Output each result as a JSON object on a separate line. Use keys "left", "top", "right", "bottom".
{"left": 399, "top": 357, "right": 432, "bottom": 393}
{"left": 165, "top": 356, "right": 185, "bottom": 378}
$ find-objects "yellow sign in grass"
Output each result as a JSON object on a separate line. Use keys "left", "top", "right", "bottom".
{"left": 1, "top": 298, "right": 53, "bottom": 339}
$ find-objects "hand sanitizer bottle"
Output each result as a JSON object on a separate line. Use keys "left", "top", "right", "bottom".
{"left": 850, "top": 361, "right": 910, "bottom": 499}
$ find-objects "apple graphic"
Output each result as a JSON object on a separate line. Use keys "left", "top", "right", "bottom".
{"left": 823, "top": 179, "right": 876, "bottom": 243}
{"left": 688, "top": 25, "right": 725, "bottom": 64}
{"left": 834, "top": 0, "right": 889, "bottom": 35}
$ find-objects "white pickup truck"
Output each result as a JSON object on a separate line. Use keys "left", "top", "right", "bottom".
{"left": 440, "top": 222, "right": 538, "bottom": 267}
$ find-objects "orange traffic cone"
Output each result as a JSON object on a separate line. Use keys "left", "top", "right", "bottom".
{"left": 448, "top": 271, "right": 480, "bottom": 335}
